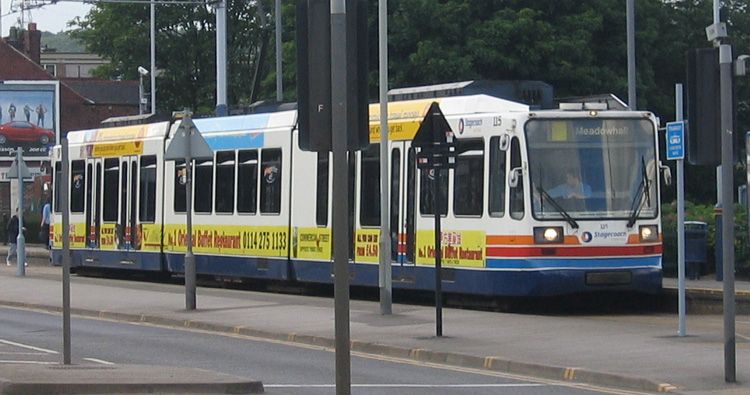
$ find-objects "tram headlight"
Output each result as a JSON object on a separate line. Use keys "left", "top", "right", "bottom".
{"left": 639, "top": 225, "right": 659, "bottom": 242}
{"left": 534, "top": 226, "right": 564, "bottom": 244}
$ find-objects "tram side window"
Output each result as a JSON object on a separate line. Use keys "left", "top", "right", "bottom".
{"left": 509, "top": 137, "right": 525, "bottom": 220}
{"left": 390, "top": 148, "right": 401, "bottom": 261}
{"left": 54, "top": 161, "right": 61, "bottom": 213}
{"left": 237, "top": 150, "right": 258, "bottom": 214}
{"left": 194, "top": 159, "right": 214, "bottom": 213}
{"left": 453, "top": 139, "right": 484, "bottom": 216}
{"left": 260, "top": 149, "right": 282, "bottom": 214}
{"left": 70, "top": 160, "right": 85, "bottom": 213}
{"left": 103, "top": 159, "right": 119, "bottom": 221}
{"left": 359, "top": 145, "right": 380, "bottom": 226}
{"left": 419, "top": 168, "right": 448, "bottom": 216}
{"left": 215, "top": 151, "right": 235, "bottom": 214}
{"left": 174, "top": 160, "right": 186, "bottom": 213}
{"left": 139, "top": 155, "right": 157, "bottom": 222}
{"left": 488, "top": 136, "right": 506, "bottom": 217}
{"left": 316, "top": 152, "right": 329, "bottom": 226}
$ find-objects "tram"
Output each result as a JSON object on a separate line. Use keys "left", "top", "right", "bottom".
{"left": 51, "top": 93, "right": 667, "bottom": 296}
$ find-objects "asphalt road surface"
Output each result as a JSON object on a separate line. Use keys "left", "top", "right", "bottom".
{"left": 0, "top": 307, "right": 654, "bottom": 395}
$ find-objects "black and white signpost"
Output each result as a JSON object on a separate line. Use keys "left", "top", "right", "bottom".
{"left": 413, "top": 103, "right": 456, "bottom": 337}
{"left": 165, "top": 116, "right": 213, "bottom": 310}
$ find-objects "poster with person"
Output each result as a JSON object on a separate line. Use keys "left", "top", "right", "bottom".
{"left": 0, "top": 82, "right": 58, "bottom": 157}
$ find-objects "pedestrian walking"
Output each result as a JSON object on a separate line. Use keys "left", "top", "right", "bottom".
{"left": 40, "top": 199, "right": 51, "bottom": 249}
{"left": 6, "top": 208, "right": 26, "bottom": 266}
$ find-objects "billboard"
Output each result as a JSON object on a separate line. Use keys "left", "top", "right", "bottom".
{"left": 0, "top": 81, "right": 59, "bottom": 157}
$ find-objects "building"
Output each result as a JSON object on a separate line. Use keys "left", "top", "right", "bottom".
{"left": 0, "top": 23, "right": 139, "bottom": 241}
{"left": 41, "top": 52, "right": 109, "bottom": 79}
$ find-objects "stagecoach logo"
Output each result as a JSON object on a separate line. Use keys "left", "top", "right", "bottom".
{"left": 73, "top": 174, "right": 83, "bottom": 190}
{"left": 177, "top": 169, "right": 187, "bottom": 185}
{"left": 458, "top": 118, "right": 482, "bottom": 135}
{"left": 264, "top": 165, "right": 279, "bottom": 184}
{"left": 582, "top": 231, "right": 593, "bottom": 243}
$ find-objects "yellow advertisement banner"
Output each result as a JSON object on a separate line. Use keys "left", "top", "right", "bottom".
{"left": 94, "top": 124, "right": 149, "bottom": 141}
{"left": 355, "top": 229, "right": 381, "bottom": 263}
{"left": 367, "top": 99, "right": 437, "bottom": 142}
{"left": 92, "top": 141, "right": 145, "bottom": 157}
{"left": 141, "top": 224, "right": 162, "bottom": 252}
{"left": 295, "top": 227, "right": 331, "bottom": 260}
{"left": 52, "top": 223, "right": 87, "bottom": 249}
{"left": 164, "top": 224, "right": 287, "bottom": 256}
{"left": 416, "top": 230, "right": 486, "bottom": 268}
{"left": 99, "top": 223, "right": 117, "bottom": 250}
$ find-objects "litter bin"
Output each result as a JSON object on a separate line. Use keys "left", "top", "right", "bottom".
{"left": 684, "top": 221, "right": 708, "bottom": 280}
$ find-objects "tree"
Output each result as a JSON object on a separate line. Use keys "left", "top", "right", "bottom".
{"left": 70, "top": 0, "right": 271, "bottom": 115}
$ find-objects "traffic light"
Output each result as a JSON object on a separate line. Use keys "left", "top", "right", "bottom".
{"left": 686, "top": 47, "right": 720, "bottom": 166}
{"left": 296, "top": 0, "right": 369, "bottom": 152}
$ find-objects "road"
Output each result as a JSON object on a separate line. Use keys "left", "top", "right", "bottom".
{"left": 0, "top": 306, "right": 646, "bottom": 395}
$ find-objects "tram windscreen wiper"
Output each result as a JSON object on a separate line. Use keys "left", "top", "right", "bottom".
{"left": 536, "top": 185, "right": 579, "bottom": 229}
{"left": 626, "top": 156, "right": 651, "bottom": 228}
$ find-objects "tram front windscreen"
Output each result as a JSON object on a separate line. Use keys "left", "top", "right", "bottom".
{"left": 525, "top": 118, "right": 658, "bottom": 221}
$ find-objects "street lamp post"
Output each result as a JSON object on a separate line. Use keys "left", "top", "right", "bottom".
{"left": 138, "top": 66, "right": 149, "bottom": 115}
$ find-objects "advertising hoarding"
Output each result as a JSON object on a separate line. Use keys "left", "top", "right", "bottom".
{"left": 0, "top": 81, "right": 59, "bottom": 157}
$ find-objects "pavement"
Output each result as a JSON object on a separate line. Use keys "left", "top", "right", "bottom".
{"left": 0, "top": 245, "right": 749, "bottom": 394}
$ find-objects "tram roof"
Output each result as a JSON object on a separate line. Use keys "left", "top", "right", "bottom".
{"left": 66, "top": 121, "right": 171, "bottom": 145}
{"left": 368, "top": 94, "right": 528, "bottom": 141}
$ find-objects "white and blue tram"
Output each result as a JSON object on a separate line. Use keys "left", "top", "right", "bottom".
{"left": 51, "top": 94, "right": 666, "bottom": 296}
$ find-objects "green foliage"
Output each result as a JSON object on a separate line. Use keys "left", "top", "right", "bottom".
{"left": 661, "top": 201, "right": 750, "bottom": 276}
{"left": 67, "top": 0, "right": 750, "bottom": 161}
{"left": 41, "top": 31, "right": 85, "bottom": 53}
{"left": 69, "top": 0, "right": 270, "bottom": 115}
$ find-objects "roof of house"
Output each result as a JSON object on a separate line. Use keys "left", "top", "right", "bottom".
{"left": 61, "top": 78, "right": 139, "bottom": 106}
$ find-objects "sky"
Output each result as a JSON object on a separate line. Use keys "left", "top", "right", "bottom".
{"left": 1, "top": 0, "right": 92, "bottom": 36}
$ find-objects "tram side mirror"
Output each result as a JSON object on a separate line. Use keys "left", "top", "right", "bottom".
{"left": 660, "top": 163, "right": 672, "bottom": 186}
{"left": 499, "top": 134, "right": 510, "bottom": 151}
{"left": 508, "top": 166, "right": 523, "bottom": 188}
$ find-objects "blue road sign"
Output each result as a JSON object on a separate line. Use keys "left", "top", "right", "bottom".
{"left": 666, "top": 121, "right": 685, "bottom": 160}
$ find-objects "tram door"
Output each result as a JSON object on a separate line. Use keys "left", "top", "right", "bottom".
{"left": 391, "top": 143, "right": 417, "bottom": 265}
{"left": 117, "top": 156, "right": 139, "bottom": 251}
{"left": 84, "top": 159, "right": 102, "bottom": 248}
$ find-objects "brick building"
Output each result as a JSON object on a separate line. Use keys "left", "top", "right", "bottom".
{"left": 0, "top": 24, "right": 139, "bottom": 241}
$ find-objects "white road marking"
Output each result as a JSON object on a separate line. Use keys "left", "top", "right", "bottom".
{"left": 83, "top": 357, "right": 115, "bottom": 365}
{"left": 0, "top": 339, "right": 57, "bottom": 354}
{"left": 0, "top": 352, "right": 46, "bottom": 355}
{"left": 0, "top": 360, "right": 57, "bottom": 364}
{"left": 264, "top": 383, "right": 546, "bottom": 388}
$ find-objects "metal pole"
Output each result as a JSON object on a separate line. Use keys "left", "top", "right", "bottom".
{"left": 15, "top": 149, "right": 26, "bottom": 277}
{"left": 275, "top": 0, "right": 282, "bottom": 102}
{"left": 215, "top": 0, "right": 228, "bottom": 116}
{"left": 378, "top": 0, "right": 391, "bottom": 316}
{"left": 185, "top": 153, "right": 196, "bottom": 310}
{"left": 150, "top": 2, "right": 156, "bottom": 114}
{"left": 61, "top": 137, "right": 71, "bottom": 365}
{"left": 433, "top": 169, "right": 442, "bottom": 337}
{"left": 626, "top": 0, "right": 636, "bottom": 110}
{"left": 331, "top": 1, "right": 351, "bottom": 393}
{"left": 719, "top": 43, "right": 736, "bottom": 383}
{"left": 675, "top": 83, "right": 686, "bottom": 337}
{"left": 138, "top": 74, "right": 144, "bottom": 115}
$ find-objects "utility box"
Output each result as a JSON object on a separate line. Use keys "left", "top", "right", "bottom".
{"left": 684, "top": 221, "right": 708, "bottom": 280}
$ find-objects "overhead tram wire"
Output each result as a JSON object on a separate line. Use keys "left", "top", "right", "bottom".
{"left": 55, "top": 0, "right": 215, "bottom": 5}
